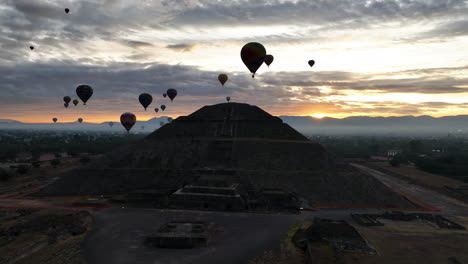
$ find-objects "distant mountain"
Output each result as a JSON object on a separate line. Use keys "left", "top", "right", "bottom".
{"left": 279, "top": 115, "right": 468, "bottom": 136}
{"left": 0, "top": 116, "right": 173, "bottom": 133}
{"left": 0, "top": 119, "right": 23, "bottom": 124}
{"left": 1, "top": 115, "right": 468, "bottom": 136}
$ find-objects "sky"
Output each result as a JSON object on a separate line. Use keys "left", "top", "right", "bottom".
{"left": 1, "top": 0, "right": 468, "bottom": 123}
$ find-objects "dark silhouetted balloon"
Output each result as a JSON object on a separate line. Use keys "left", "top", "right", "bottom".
{"left": 109, "top": 122, "right": 114, "bottom": 127}
{"left": 167, "top": 117, "right": 173, "bottom": 123}
{"left": 65, "top": 8, "right": 70, "bottom": 13}
{"left": 78, "top": 118, "right": 83, "bottom": 123}
{"left": 226, "top": 96, "right": 231, "bottom": 102}
{"left": 218, "top": 74, "right": 228, "bottom": 86}
{"left": 30, "top": 46, "right": 34, "bottom": 50}
{"left": 63, "top": 96, "right": 71, "bottom": 104}
{"left": 308, "top": 60, "right": 315, "bottom": 68}
{"left": 241, "top": 42, "right": 266, "bottom": 78}
{"left": 72, "top": 99, "right": 79, "bottom": 106}
{"left": 53, "top": 118, "right": 58, "bottom": 123}
{"left": 166, "top": 89, "right": 177, "bottom": 101}
{"left": 138, "top": 93, "right": 152, "bottom": 110}
{"left": 76, "top": 85, "right": 93, "bottom": 105}
{"left": 161, "top": 105, "right": 166, "bottom": 111}
{"left": 264, "top": 54, "right": 274, "bottom": 67}
{"left": 163, "top": 93, "right": 167, "bottom": 98}
{"left": 64, "top": 103, "right": 69, "bottom": 108}
{"left": 154, "top": 108, "right": 159, "bottom": 113}
{"left": 120, "top": 112, "right": 136, "bottom": 133}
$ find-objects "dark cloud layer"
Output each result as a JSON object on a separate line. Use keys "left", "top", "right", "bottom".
{"left": 1, "top": 0, "right": 468, "bottom": 120}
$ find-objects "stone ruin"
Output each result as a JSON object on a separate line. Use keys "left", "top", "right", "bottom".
{"left": 144, "top": 221, "right": 212, "bottom": 249}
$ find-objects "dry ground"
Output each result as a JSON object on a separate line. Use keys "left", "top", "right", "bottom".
{"left": 344, "top": 218, "right": 468, "bottom": 264}
{"left": 367, "top": 161, "right": 465, "bottom": 189}
{"left": 0, "top": 208, "right": 91, "bottom": 264}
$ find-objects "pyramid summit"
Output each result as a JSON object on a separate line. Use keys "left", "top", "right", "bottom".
{"left": 38, "top": 102, "right": 414, "bottom": 209}
{"left": 148, "top": 102, "right": 310, "bottom": 140}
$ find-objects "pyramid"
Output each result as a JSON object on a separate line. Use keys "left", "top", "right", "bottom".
{"left": 37, "top": 103, "right": 415, "bottom": 208}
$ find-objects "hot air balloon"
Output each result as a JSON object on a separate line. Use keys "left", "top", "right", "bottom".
{"left": 72, "top": 99, "right": 79, "bottom": 106}
{"left": 167, "top": 117, "right": 173, "bottom": 123}
{"left": 163, "top": 93, "right": 167, "bottom": 98}
{"left": 52, "top": 118, "right": 58, "bottom": 123}
{"left": 120, "top": 112, "right": 136, "bottom": 133}
{"left": 65, "top": 8, "right": 70, "bottom": 13}
{"left": 240, "top": 42, "right": 266, "bottom": 78}
{"left": 226, "top": 96, "right": 231, "bottom": 102}
{"left": 161, "top": 105, "right": 166, "bottom": 111}
{"left": 218, "top": 74, "right": 228, "bottom": 86}
{"left": 109, "top": 122, "right": 114, "bottom": 127}
{"left": 29, "top": 46, "right": 34, "bottom": 50}
{"left": 166, "top": 89, "right": 177, "bottom": 101}
{"left": 264, "top": 54, "right": 274, "bottom": 67}
{"left": 308, "top": 60, "right": 315, "bottom": 68}
{"left": 77, "top": 118, "right": 83, "bottom": 123}
{"left": 160, "top": 121, "right": 165, "bottom": 126}
{"left": 64, "top": 102, "right": 69, "bottom": 108}
{"left": 154, "top": 108, "right": 159, "bottom": 113}
{"left": 76, "top": 85, "right": 93, "bottom": 105}
{"left": 63, "top": 96, "right": 71, "bottom": 104}
{"left": 138, "top": 93, "right": 152, "bottom": 110}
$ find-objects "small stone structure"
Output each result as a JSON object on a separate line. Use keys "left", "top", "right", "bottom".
{"left": 169, "top": 174, "right": 247, "bottom": 211}
{"left": 145, "top": 221, "right": 212, "bottom": 248}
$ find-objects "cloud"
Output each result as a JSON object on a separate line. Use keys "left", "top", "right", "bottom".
{"left": 123, "top": 40, "right": 154, "bottom": 48}
{"left": 416, "top": 19, "right": 468, "bottom": 40}
{"left": 166, "top": 43, "right": 198, "bottom": 52}
{"left": 259, "top": 67, "right": 468, "bottom": 94}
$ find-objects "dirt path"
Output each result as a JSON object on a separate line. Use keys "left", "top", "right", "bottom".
{"left": 351, "top": 163, "right": 468, "bottom": 216}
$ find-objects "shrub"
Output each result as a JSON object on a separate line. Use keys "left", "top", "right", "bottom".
{"left": 0, "top": 168, "right": 14, "bottom": 181}
{"left": 16, "top": 164, "right": 30, "bottom": 174}
{"left": 50, "top": 159, "right": 61, "bottom": 168}
{"left": 79, "top": 156, "right": 91, "bottom": 164}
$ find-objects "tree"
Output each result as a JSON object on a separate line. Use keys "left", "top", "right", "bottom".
{"left": 0, "top": 168, "right": 14, "bottom": 181}
{"left": 50, "top": 159, "right": 61, "bottom": 168}
{"left": 79, "top": 156, "right": 91, "bottom": 164}
{"left": 16, "top": 164, "right": 30, "bottom": 174}
{"left": 389, "top": 155, "right": 402, "bottom": 167}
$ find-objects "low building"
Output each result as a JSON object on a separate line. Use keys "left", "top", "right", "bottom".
{"left": 387, "top": 149, "right": 402, "bottom": 159}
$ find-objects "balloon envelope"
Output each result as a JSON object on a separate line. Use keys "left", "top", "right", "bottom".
{"left": 154, "top": 108, "right": 159, "bottom": 113}
{"left": 308, "top": 60, "right": 315, "bottom": 68}
{"left": 120, "top": 112, "right": 136, "bottom": 133}
{"left": 109, "top": 122, "right": 114, "bottom": 127}
{"left": 240, "top": 42, "right": 267, "bottom": 78}
{"left": 64, "top": 103, "right": 69, "bottom": 108}
{"left": 72, "top": 99, "right": 79, "bottom": 106}
{"left": 264, "top": 54, "right": 274, "bottom": 67}
{"left": 65, "top": 8, "right": 70, "bottom": 13}
{"left": 166, "top": 89, "right": 177, "bottom": 101}
{"left": 76, "top": 85, "right": 93, "bottom": 105}
{"left": 161, "top": 105, "right": 166, "bottom": 111}
{"left": 78, "top": 118, "right": 83, "bottom": 123}
{"left": 218, "top": 74, "right": 228, "bottom": 86}
{"left": 52, "top": 118, "right": 58, "bottom": 123}
{"left": 63, "top": 96, "right": 71, "bottom": 104}
{"left": 163, "top": 93, "right": 167, "bottom": 98}
{"left": 138, "top": 93, "right": 153, "bottom": 110}
{"left": 226, "top": 96, "right": 231, "bottom": 102}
